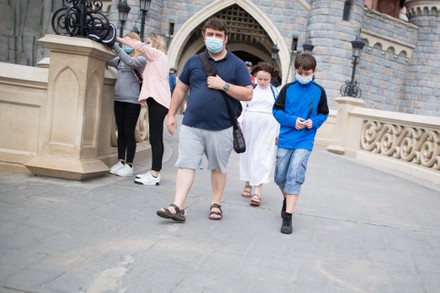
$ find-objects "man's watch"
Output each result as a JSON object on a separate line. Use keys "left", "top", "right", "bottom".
{"left": 223, "top": 83, "right": 230, "bottom": 91}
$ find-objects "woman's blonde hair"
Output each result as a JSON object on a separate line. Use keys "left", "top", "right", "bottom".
{"left": 147, "top": 33, "right": 167, "bottom": 54}
{"left": 125, "top": 31, "right": 142, "bottom": 57}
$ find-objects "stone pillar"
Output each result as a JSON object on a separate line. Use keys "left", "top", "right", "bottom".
{"left": 25, "top": 34, "right": 114, "bottom": 180}
{"left": 327, "top": 96, "right": 365, "bottom": 155}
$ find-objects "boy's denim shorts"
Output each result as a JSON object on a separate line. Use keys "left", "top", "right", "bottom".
{"left": 274, "top": 148, "right": 311, "bottom": 195}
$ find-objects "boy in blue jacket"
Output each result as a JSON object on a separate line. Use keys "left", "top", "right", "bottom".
{"left": 273, "top": 53, "right": 329, "bottom": 234}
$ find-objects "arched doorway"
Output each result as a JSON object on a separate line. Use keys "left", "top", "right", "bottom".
{"left": 167, "top": 0, "right": 289, "bottom": 84}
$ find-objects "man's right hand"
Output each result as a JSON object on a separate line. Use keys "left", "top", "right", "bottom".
{"left": 166, "top": 115, "right": 177, "bottom": 135}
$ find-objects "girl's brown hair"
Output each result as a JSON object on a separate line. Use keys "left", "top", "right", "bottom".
{"left": 251, "top": 61, "right": 275, "bottom": 78}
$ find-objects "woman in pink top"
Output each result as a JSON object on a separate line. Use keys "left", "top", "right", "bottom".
{"left": 116, "top": 33, "right": 171, "bottom": 186}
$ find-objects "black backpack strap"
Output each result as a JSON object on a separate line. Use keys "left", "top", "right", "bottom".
{"left": 198, "top": 53, "right": 217, "bottom": 76}
{"left": 198, "top": 53, "right": 238, "bottom": 128}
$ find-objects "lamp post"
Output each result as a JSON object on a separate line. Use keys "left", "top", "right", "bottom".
{"left": 340, "top": 34, "right": 366, "bottom": 98}
{"left": 271, "top": 44, "right": 279, "bottom": 67}
{"left": 139, "top": 0, "right": 152, "bottom": 42}
{"left": 302, "top": 38, "right": 315, "bottom": 53}
{"left": 117, "top": 0, "right": 131, "bottom": 38}
{"left": 132, "top": 23, "right": 140, "bottom": 35}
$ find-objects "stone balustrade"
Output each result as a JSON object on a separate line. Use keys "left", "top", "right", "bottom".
{"left": 361, "top": 119, "right": 439, "bottom": 170}
{"left": 0, "top": 38, "right": 438, "bottom": 184}
{"left": 327, "top": 97, "right": 439, "bottom": 186}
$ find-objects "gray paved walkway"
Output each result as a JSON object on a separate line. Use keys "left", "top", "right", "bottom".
{"left": 1, "top": 114, "right": 440, "bottom": 293}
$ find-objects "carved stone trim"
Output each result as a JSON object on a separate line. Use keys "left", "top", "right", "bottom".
{"left": 360, "top": 120, "right": 440, "bottom": 170}
{"left": 360, "top": 29, "right": 415, "bottom": 59}
{"left": 405, "top": 0, "right": 440, "bottom": 17}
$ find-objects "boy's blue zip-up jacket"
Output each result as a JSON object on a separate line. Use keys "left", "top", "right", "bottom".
{"left": 273, "top": 80, "right": 329, "bottom": 150}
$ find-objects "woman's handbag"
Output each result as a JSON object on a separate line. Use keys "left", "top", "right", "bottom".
{"left": 198, "top": 53, "right": 246, "bottom": 153}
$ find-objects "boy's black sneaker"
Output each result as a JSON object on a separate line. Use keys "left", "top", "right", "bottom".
{"left": 281, "top": 213, "right": 293, "bottom": 234}
{"left": 281, "top": 198, "right": 286, "bottom": 219}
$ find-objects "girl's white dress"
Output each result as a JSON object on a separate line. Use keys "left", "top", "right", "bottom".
{"left": 239, "top": 85, "right": 279, "bottom": 186}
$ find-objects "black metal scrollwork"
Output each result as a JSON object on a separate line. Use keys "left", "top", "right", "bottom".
{"left": 51, "top": 0, "right": 109, "bottom": 38}
{"left": 340, "top": 80, "right": 362, "bottom": 98}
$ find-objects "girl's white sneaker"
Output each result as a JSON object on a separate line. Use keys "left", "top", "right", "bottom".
{"left": 115, "top": 164, "right": 133, "bottom": 177}
{"left": 109, "top": 161, "right": 125, "bottom": 175}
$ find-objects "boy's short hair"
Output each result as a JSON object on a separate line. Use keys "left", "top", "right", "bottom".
{"left": 294, "top": 53, "right": 317, "bottom": 71}
{"left": 203, "top": 18, "right": 228, "bottom": 36}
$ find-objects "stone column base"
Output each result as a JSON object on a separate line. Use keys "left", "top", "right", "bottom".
{"left": 326, "top": 144, "right": 346, "bottom": 155}
{"left": 25, "top": 157, "right": 108, "bottom": 180}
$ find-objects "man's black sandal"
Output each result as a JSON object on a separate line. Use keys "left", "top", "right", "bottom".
{"left": 157, "top": 203, "right": 186, "bottom": 222}
{"left": 209, "top": 204, "right": 223, "bottom": 220}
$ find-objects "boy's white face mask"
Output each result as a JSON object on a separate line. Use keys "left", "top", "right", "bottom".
{"left": 295, "top": 73, "right": 313, "bottom": 85}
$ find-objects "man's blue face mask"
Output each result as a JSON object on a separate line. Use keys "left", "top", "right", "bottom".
{"left": 205, "top": 37, "right": 224, "bottom": 53}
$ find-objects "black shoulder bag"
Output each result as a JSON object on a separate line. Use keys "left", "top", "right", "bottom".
{"left": 133, "top": 68, "right": 143, "bottom": 92}
{"left": 198, "top": 53, "right": 246, "bottom": 153}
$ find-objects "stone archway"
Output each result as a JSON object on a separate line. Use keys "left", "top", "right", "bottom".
{"left": 167, "top": 0, "right": 289, "bottom": 83}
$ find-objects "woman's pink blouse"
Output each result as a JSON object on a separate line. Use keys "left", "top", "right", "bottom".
{"left": 124, "top": 38, "right": 171, "bottom": 109}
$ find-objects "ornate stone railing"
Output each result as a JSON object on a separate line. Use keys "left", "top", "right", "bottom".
{"left": 327, "top": 97, "right": 440, "bottom": 186}
{"left": 361, "top": 121, "right": 439, "bottom": 170}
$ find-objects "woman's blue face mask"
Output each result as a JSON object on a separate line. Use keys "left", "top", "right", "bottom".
{"left": 123, "top": 45, "right": 133, "bottom": 54}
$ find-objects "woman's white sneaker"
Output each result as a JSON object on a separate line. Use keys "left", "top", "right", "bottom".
{"left": 135, "top": 172, "right": 149, "bottom": 179}
{"left": 134, "top": 172, "right": 160, "bottom": 185}
{"left": 115, "top": 164, "right": 133, "bottom": 177}
{"left": 109, "top": 161, "right": 125, "bottom": 175}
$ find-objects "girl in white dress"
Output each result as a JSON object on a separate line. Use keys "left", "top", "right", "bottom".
{"left": 239, "top": 62, "right": 280, "bottom": 206}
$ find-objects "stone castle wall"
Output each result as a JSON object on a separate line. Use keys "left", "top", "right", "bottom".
{"left": 0, "top": 0, "right": 439, "bottom": 116}
{"left": 360, "top": 9, "right": 418, "bottom": 112}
